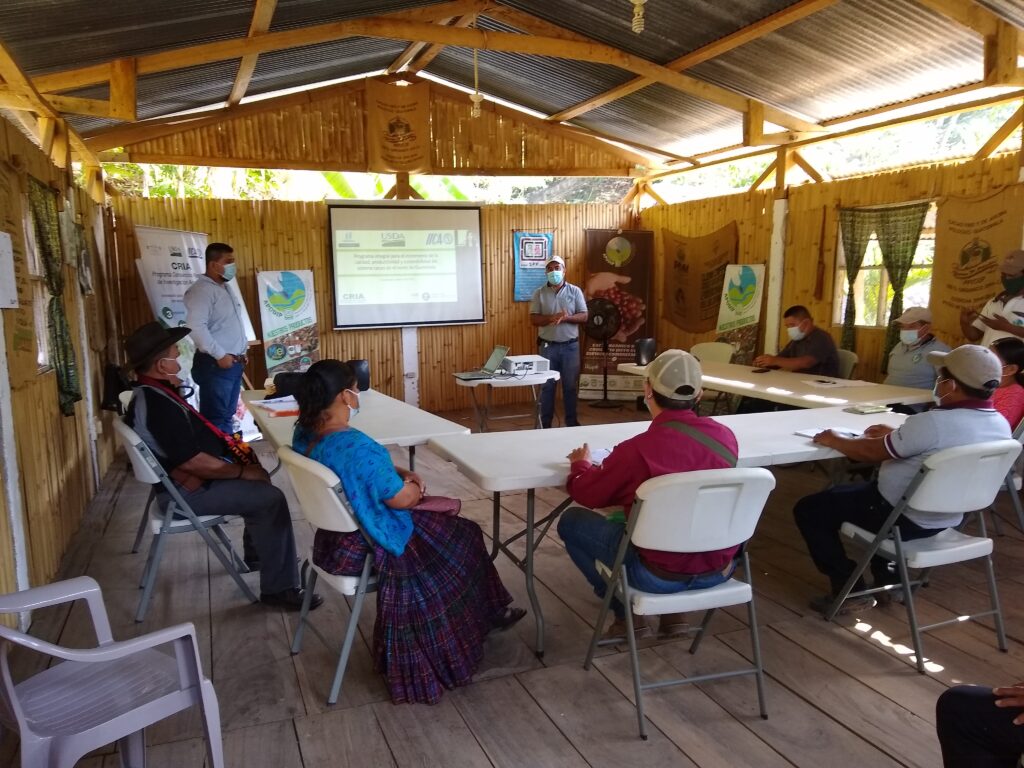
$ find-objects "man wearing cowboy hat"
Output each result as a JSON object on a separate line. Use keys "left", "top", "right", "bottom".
{"left": 124, "top": 321, "right": 320, "bottom": 611}
{"left": 530, "top": 254, "right": 588, "bottom": 428}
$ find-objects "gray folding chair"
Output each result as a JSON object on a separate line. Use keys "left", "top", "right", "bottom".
{"left": 117, "top": 389, "right": 156, "bottom": 554}
{"left": 837, "top": 348, "right": 859, "bottom": 379}
{"left": 112, "top": 419, "right": 257, "bottom": 622}
{"left": 826, "top": 439, "right": 1022, "bottom": 673}
{"left": 583, "top": 467, "right": 777, "bottom": 739}
{"left": 0, "top": 576, "right": 223, "bottom": 768}
{"left": 989, "top": 418, "right": 1024, "bottom": 535}
{"left": 278, "top": 446, "right": 378, "bottom": 705}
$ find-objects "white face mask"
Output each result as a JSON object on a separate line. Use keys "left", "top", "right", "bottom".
{"left": 932, "top": 377, "right": 947, "bottom": 405}
{"left": 899, "top": 329, "right": 920, "bottom": 346}
{"left": 345, "top": 388, "right": 360, "bottom": 418}
{"left": 157, "top": 356, "right": 182, "bottom": 380}
{"left": 786, "top": 325, "right": 806, "bottom": 342}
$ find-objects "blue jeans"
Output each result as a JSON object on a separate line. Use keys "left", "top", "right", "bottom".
{"left": 192, "top": 352, "right": 245, "bottom": 434}
{"left": 539, "top": 339, "right": 581, "bottom": 427}
{"left": 557, "top": 506, "right": 732, "bottom": 620}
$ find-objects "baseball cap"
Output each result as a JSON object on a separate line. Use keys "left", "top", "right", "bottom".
{"left": 892, "top": 307, "right": 932, "bottom": 325}
{"left": 647, "top": 349, "right": 702, "bottom": 401}
{"left": 1002, "top": 249, "right": 1024, "bottom": 276}
{"left": 545, "top": 255, "right": 565, "bottom": 269}
{"left": 926, "top": 344, "right": 1002, "bottom": 391}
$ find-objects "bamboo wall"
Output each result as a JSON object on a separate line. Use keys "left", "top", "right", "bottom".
{"left": 109, "top": 197, "right": 632, "bottom": 413}
{"left": 0, "top": 117, "right": 119, "bottom": 595}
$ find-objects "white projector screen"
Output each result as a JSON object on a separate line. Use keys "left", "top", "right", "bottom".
{"left": 328, "top": 201, "right": 485, "bottom": 329}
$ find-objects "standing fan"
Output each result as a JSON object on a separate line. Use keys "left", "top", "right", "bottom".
{"left": 585, "top": 298, "right": 622, "bottom": 409}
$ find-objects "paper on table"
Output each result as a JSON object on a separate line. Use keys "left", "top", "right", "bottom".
{"left": 250, "top": 396, "right": 298, "bottom": 415}
{"left": 802, "top": 379, "right": 876, "bottom": 389}
{"left": 794, "top": 428, "right": 861, "bottom": 439}
{"left": 590, "top": 447, "right": 612, "bottom": 465}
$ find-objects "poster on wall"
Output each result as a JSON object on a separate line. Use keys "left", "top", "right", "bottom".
{"left": 662, "top": 222, "right": 738, "bottom": 333}
{"left": 365, "top": 78, "right": 431, "bottom": 174}
{"left": 0, "top": 232, "right": 15, "bottom": 308}
{"left": 933, "top": 185, "right": 1024, "bottom": 343}
{"left": 716, "top": 264, "right": 765, "bottom": 364}
{"left": 257, "top": 270, "right": 320, "bottom": 377}
{"left": 579, "top": 229, "right": 653, "bottom": 401}
{"left": 0, "top": 167, "right": 37, "bottom": 390}
{"left": 513, "top": 231, "right": 554, "bottom": 302}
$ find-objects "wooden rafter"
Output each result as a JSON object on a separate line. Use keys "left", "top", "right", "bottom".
{"left": 390, "top": 12, "right": 482, "bottom": 75}
{"left": 749, "top": 159, "right": 777, "bottom": 190}
{"left": 791, "top": 149, "right": 828, "bottom": 182}
{"left": 547, "top": 0, "right": 837, "bottom": 124}
{"left": 973, "top": 102, "right": 1024, "bottom": 159}
{"left": 228, "top": 0, "right": 279, "bottom": 106}
{"left": 26, "top": 11, "right": 822, "bottom": 134}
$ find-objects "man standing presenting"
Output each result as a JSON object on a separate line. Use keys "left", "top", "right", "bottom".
{"left": 185, "top": 242, "right": 249, "bottom": 435}
{"left": 961, "top": 249, "right": 1024, "bottom": 348}
{"left": 530, "top": 255, "right": 588, "bottom": 428}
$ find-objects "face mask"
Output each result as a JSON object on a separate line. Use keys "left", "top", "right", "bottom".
{"left": 345, "top": 388, "right": 360, "bottom": 418}
{"left": 932, "top": 377, "right": 947, "bottom": 405}
{"left": 899, "top": 329, "right": 920, "bottom": 346}
{"left": 786, "top": 325, "right": 806, "bottom": 342}
{"left": 157, "top": 356, "right": 182, "bottom": 379}
{"left": 547, "top": 270, "right": 564, "bottom": 287}
{"left": 221, "top": 262, "right": 237, "bottom": 282}
{"left": 1004, "top": 275, "right": 1024, "bottom": 294}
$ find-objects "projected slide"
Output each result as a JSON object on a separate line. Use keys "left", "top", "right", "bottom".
{"left": 328, "top": 202, "right": 485, "bottom": 329}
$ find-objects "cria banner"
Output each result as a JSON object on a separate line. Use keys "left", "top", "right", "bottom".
{"left": 257, "top": 270, "right": 320, "bottom": 377}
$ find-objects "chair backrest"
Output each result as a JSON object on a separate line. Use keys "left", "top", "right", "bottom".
{"left": 113, "top": 418, "right": 164, "bottom": 485}
{"left": 346, "top": 359, "right": 371, "bottom": 391}
{"left": 1012, "top": 418, "right": 1024, "bottom": 443}
{"left": 837, "top": 349, "right": 858, "bottom": 379}
{"left": 690, "top": 342, "right": 734, "bottom": 365}
{"left": 118, "top": 389, "right": 134, "bottom": 414}
{"left": 278, "top": 446, "right": 362, "bottom": 535}
{"left": 906, "top": 439, "right": 1022, "bottom": 513}
{"left": 630, "top": 468, "right": 776, "bottom": 553}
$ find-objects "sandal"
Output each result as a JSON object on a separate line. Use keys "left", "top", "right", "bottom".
{"left": 492, "top": 607, "right": 527, "bottom": 632}
{"left": 602, "top": 618, "right": 652, "bottom": 643}
{"left": 658, "top": 613, "right": 690, "bottom": 639}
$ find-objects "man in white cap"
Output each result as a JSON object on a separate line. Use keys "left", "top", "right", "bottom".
{"left": 530, "top": 255, "right": 588, "bottom": 427}
{"left": 794, "top": 344, "right": 1009, "bottom": 614}
{"left": 961, "top": 249, "right": 1024, "bottom": 348}
{"left": 557, "top": 350, "right": 740, "bottom": 640}
{"left": 884, "top": 306, "right": 949, "bottom": 391}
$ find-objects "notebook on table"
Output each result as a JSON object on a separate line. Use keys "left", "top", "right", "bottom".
{"left": 454, "top": 345, "right": 510, "bottom": 380}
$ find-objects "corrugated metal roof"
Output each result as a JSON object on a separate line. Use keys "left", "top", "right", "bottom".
{"left": 686, "top": 0, "right": 982, "bottom": 123}
{"left": 0, "top": 0, "right": 253, "bottom": 75}
{"left": 980, "top": 0, "right": 1024, "bottom": 27}
{"left": 246, "top": 38, "right": 407, "bottom": 99}
{"left": 270, "top": 0, "right": 440, "bottom": 33}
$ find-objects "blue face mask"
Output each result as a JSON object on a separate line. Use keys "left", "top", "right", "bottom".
{"left": 547, "top": 270, "right": 564, "bottom": 287}
{"left": 899, "top": 329, "right": 919, "bottom": 346}
{"left": 221, "top": 262, "right": 237, "bottom": 282}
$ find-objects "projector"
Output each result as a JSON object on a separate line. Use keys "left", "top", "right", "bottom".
{"left": 500, "top": 355, "right": 550, "bottom": 374}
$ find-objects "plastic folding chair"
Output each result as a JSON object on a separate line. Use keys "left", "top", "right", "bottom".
{"left": 0, "top": 576, "right": 223, "bottom": 768}
{"left": 112, "top": 419, "right": 257, "bottom": 622}
{"left": 583, "top": 467, "right": 777, "bottom": 739}
{"left": 690, "top": 342, "right": 735, "bottom": 415}
{"left": 278, "top": 446, "right": 378, "bottom": 705}
{"left": 837, "top": 349, "right": 859, "bottom": 379}
{"left": 826, "top": 439, "right": 1022, "bottom": 673}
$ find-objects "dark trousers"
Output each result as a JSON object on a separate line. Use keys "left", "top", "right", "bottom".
{"left": 192, "top": 352, "right": 245, "bottom": 435}
{"left": 538, "top": 338, "right": 581, "bottom": 428}
{"left": 793, "top": 482, "right": 940, "bottom": 594}
{"left": 937, "top": 685, "right": 1024, "bottom": 767}
{"left": 164, "top": 478, "right": 299, "bottom": 594}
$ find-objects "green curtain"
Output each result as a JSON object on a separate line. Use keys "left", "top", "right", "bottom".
{"left": 28, "top": 177, "right": 81, "bottom": 416}
{"left": 838, "top": 208, "right": 879, "bottom": 350}
{"left": 876, "top": 201, "right": 930, "bottom": 373}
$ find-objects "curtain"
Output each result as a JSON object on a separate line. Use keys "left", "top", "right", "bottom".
{"left": 838, "top": 208, "right": 878, "bottom": 350}
{"left": 28, "top": 177, "right": 81, "bottom": 416}
{"left": 876, "top": 202, "right": 930, "bottom": 373}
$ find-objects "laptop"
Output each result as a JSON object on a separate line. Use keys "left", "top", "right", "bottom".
{"left": 454, "top": 345, "right": 510, "bottom": 380}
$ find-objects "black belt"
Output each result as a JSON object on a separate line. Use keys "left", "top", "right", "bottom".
{"left": 538, "top": 338, "right": 578, "bottom": 345}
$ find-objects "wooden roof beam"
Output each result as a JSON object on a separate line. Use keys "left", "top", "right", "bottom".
{"left": 547, "top": 0, "right": 837, "bottom": 123}
{"left": 392, "top": 12, "right": 482, "bottom": 75}
{"left": 973, "top": 102, "right": 1024, "bottom": 158}
{"left": 228, "top": 0, "right": 279, "bottom": 106}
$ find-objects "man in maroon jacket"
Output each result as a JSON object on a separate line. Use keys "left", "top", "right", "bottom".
{"left": 556, "top": 349, "right": 739, "bottom": 639}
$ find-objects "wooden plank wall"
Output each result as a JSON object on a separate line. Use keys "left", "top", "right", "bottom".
{"left": 0, "top": 116, "right": 118, "bottom": 592}
{"left": 109, "top": 198, "right": 632, "bottom": 413}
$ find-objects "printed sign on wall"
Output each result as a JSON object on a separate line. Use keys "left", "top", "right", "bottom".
{"left": 366, "top": 78, "right": 431, "bottom": 174}
{"left": 257, "top": 270, "right": 320, "bottom": 377}
{"left": 663, "top": 222, "right": 738, "bottom": 333}
{"left": 513, "top": 231, "right": 553, "bottom": 302}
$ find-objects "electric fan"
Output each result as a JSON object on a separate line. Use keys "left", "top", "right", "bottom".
{"left": 584, "top": 298, "right": 622, "bottom": 409}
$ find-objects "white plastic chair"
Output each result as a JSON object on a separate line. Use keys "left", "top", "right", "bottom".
{"left": 583, "top": 467, "right": 777, "bottom": 739}
{"left": 826, "top": 439, "right": 1022, "bottom": 673}
{"left": 0, "top": 576, "right": 223, "bottom": 768}
{"left": 690, "top": 342, "right": 735, "bottom": 415}
{"left": 837, "top": 349, "right": 859, "bottom": 379}
{"left": 990, "top": 418, "right": 1024, "bottom": 535}
{"left": 278, "top": 446, "right": 378, "bottom": 705}
{"left": 116, "top": 389, "right": 157, "bottom": 554}
{"left": 113, "top": 419, "right": 257, "bottom": 622}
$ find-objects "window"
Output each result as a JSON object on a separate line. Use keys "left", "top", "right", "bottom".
{"left": 23, "top": 199, "right": 51, "bottom": 371}
{"left": 832, "top": 203, "right": 936, "bottom": 327}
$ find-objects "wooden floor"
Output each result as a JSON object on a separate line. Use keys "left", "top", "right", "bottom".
{"left": 3, "top": 399, "right": 1022, "bottom": 767}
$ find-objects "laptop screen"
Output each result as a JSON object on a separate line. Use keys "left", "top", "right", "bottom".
{"left": 481, "top": 345, "right": 509, "bottom": 373}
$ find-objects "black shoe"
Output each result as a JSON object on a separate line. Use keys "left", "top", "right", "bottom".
{"left": 261, "top": 588, "right": 323, "bottom": 611}
{"left": 809, "top": 593, "right": 876, "bottom": 615}
{"left": 491, "top": 607, "right": 527, "bottom": 632}
{"left": 243, "top": 556, "right": 260, "bottom": 571}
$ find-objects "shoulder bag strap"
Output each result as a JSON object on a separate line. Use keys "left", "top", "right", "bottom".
{"left": 660, "top": 420, "right": 738, "bottom": 467}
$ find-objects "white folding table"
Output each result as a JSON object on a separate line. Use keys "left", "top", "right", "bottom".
{"left": 454, "top": 370, "right": 561, "bottom": 432}
{"left": 428, "top": 406, "right": 907, "bottom": 656}
{"left": 617, "top": 360, "right": 933, "bottom": 409}
{"left": 242, "top": 389, "right": 469, "bottom": 470}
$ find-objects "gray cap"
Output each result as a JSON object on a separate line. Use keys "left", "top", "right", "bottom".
{"left": 926, "top": 344, "right": 1002, "bottom": 391}
{"left": 647, "top": 349, "right": 703, "bottom": 401}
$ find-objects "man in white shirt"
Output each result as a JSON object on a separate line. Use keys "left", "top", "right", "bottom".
{"left": 884, "top": 306, "right": 949, "bottom": 391}
{"left": 184, "top": 242, "right": 249, "bottom": 434}
{"left": 794, "top": 344, "right": 1009, "bottom": 613}
{"left": 961, "top": 249, "right": 1024, "bottom": 348}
